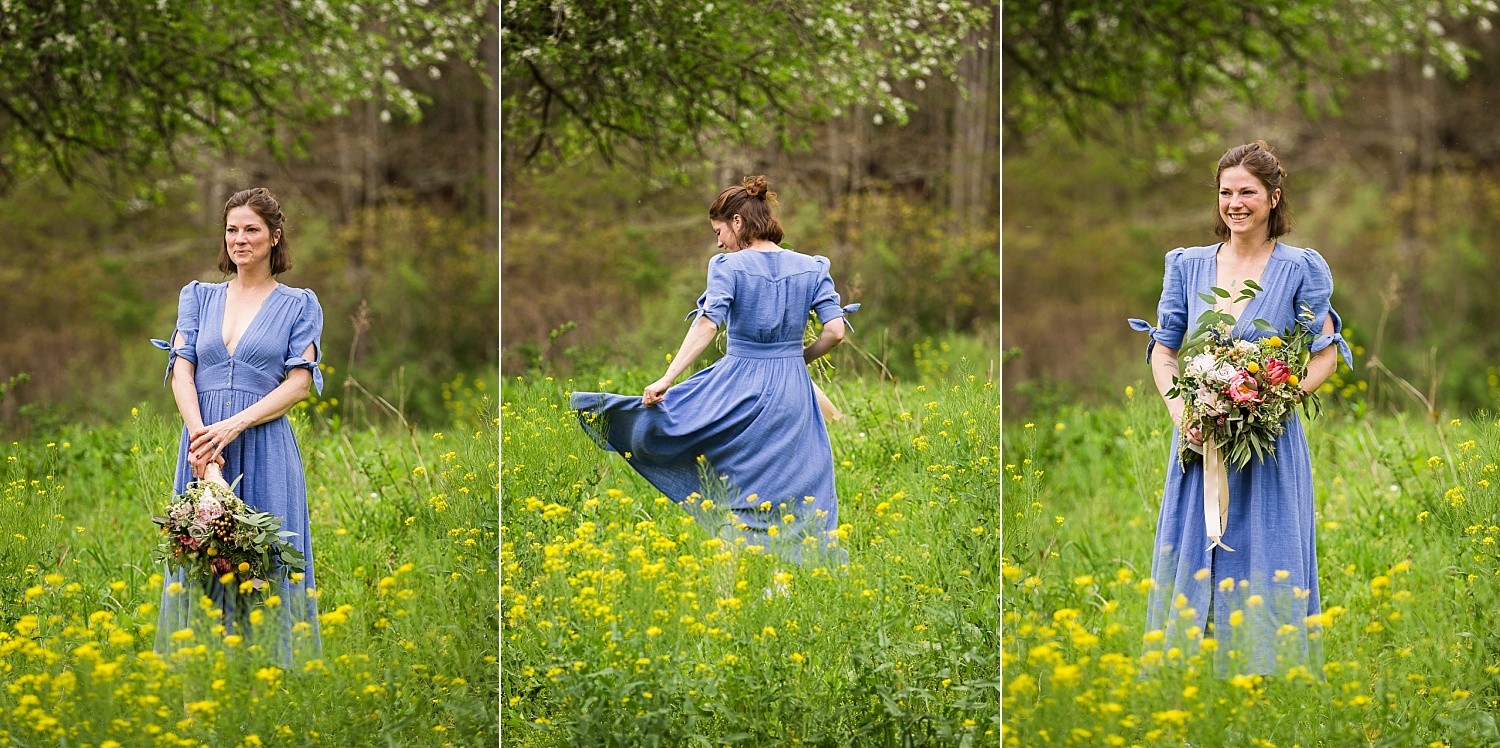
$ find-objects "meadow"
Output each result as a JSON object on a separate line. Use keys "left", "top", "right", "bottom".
{"left": 1002, "top": 384, "right": 1500, "bottom": 746}
{"left": 0, "top": 376, "right": 498, "bottom": 746}
{"left": 500, "top": 344, "right": 1001, "bottom": 746}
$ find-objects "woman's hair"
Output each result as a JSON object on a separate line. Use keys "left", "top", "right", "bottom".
{"left": 1213, "top": 140, "right": 1292, "bottom": 241}
{"left": 708, "top": 175, "right": 784, "bottom": 246}
{"left": 219, "top": 187, "right": 291, "bottom": 275}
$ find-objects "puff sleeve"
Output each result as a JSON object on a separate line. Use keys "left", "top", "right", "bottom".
{"left": 685, "top": 254, "right": 733, "bottom": 328}
{"left": 1128, "top": 248, "right": 1188, "bottom": 363}
{"left": 149, "top": 281, "right": 201, "bottom": 387}
{"left": 1294, "top": 248, "right": 1353, "bottom": 370}
{"left": 810, "top": 256, "right": 846, "bottom": 324}
{"left": 284, "top": 289, "right": 325, "bottom": 395}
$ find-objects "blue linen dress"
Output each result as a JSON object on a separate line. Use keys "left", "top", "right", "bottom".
{"left": 1128, "top": 243, "right": 1353, "bottom": 676}
{"left": 570, "top": 250, "right": 853, "bottom": 565}
{"left": 151, "top": 280, "right": 324, "bottom": 661}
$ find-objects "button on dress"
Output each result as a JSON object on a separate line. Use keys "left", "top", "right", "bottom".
{"left": 571, "top": 250, "right": 853, "bottom": 565}
{"left": 1129, "top": 242, "right": 1353, "bottom": 676}
{"left": 151, "top": 280, "right": 324, "bottom": 661}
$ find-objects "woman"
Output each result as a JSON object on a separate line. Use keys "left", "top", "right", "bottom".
{"left": 571, "top": 175, "right": 854, "bottom": 565}
{"left": 1129, "top": 142, "right": 1352, "bottom": 675}
{"left": 152, "top": 187, "right": 324, "bottom": 660}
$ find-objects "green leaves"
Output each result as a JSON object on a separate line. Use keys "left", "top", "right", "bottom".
{"left": 503, "top": 0, "right": 990, "bottom": 166}
{"left": 0, "top": 0, "right": 489, "bottom": 187}
{"left": 1004, "top": 0, "right": 1485, "bottom": 137}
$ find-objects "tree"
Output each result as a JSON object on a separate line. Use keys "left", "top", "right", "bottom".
{"left": 1002, "top": 0, "right": 1486, "bottom": 139}
{"left": 0, "top": 0, "right": 491, "bottom": 187}
{"left": 501, "top": 0, "right": 991, "bottom": 167}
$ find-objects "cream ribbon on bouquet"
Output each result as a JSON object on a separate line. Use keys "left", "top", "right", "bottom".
{"left": 1202, "top": 290, "right": 1238, "bottom": 553}
{"left": 1202, "top": 435, "right": 1234, "bottom": 552}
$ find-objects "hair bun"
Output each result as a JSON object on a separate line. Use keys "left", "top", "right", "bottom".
{"left": 740, "top": 175, "right": 777, "bottom": 207}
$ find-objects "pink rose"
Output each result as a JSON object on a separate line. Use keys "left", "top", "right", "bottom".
{"left": 1195, "top": 385, "right": 1229, "bottom": 417}
{"left": 1228, "top": 370, "right": 1262, "bottom": 404}
{"left": 194, "top": 497, "right": 224, "bottom": 524}
{"left": 1264, "top": 358, "right": 1291, "bottom": 386}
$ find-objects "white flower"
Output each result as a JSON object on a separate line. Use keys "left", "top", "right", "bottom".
{"left": 1186, "top": 353, "right": 1216, "bottom": 378}
{"left": 1234, "top": 340, "right": 1259, "bottom": 355}
{"left": 1208, "top": 363, "right": 1238, "bottom": 384}
{"left": 169, "top": 502, "right": 194, "bottom": 523}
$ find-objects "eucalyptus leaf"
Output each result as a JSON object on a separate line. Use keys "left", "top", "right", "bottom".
{"left": 1211, "top": 286, "right": 1231, "bottom": 298}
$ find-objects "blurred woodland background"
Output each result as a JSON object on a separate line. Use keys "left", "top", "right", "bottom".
{"left": 502, "top": 1, "right": 1000, "bottom": 381}
{"left": 1004, "top": 0, "right": 1500, "bottom": 418}
{"left": 0, "top": 2, "right": 498, "bottom": 432}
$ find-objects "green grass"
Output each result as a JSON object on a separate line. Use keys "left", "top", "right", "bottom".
{"left": 1002, "top": 387, "right": 1500, "bottom": 746}
{"left": 0, "top": 381, "right": 498, "bottom": 746}
{"left": 500, "top": 359, "right": 1000, "bottom": 746}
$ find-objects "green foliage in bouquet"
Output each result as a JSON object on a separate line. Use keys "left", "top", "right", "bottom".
{"left": 1167, "top": 284, "right": 1323, "bottom": 469}
{"left": 151, "top": 477, "right": 306, "bottom": 603}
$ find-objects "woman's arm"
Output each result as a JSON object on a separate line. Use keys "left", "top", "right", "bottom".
{"left": 803, "top": 317, "right": 846, "bottom": 364}
{"left": 187, "top": 343, "right": 317, "bottom": 462}
{"left": 1299, "top": 315, "right": 1339, "bottom": 394}
{"left": 643, "top": 317, "right": 718, "bottom": 406}
{"left": 1150, "top": 342, "right": 1201, "bottom": 445}
{"left": 169, "top": 332, "right": 217, "bottom": 478}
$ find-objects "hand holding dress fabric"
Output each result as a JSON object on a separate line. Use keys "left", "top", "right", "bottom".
{"left": 643, "top": 377, "right": 672, "bottom": 407}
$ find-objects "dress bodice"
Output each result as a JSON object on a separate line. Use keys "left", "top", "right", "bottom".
{"left": 690, "top": 250, "right": 846, "bottom": 345}
{"left": 152, "top": 280, "right": 324, "bottom": 397}
{"left": 1129, "top": 242, "right": 1352, "bottom": 369}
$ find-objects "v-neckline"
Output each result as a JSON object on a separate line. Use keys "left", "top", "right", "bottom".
{"left": 221, "top": 283, "right": 280, "bottom": 358}
{"left": 1211, "top": 242, "right": 1277, "bottom": 335}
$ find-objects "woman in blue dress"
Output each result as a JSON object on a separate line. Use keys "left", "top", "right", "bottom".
{"left": 571, "top": 175, "right": 853, "bottom": 565}
{"left": 152, "top": 187, "right": 323, "bottom": 660}
{"left": 1130, "top": 142, "right": 1352, "bottom": 676}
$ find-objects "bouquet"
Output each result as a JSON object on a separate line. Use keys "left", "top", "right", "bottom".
{"left": 1168, "top": 283, "right": 1322, "bottom": 469}
{"left": 152, "top": 464, "right": 305, "bottom": 601}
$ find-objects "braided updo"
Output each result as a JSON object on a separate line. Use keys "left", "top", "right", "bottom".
{"left": 708, "top": 175, "right": 784, "bottom": 247}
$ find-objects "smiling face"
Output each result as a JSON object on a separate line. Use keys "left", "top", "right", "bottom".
{"left": 711, "top": 217, "right": 741, "bottom": 251}
{"left": 224, "top": 205, "right": 280, "bottom": 272}
{"left": 1217, "top": 165, "right": 1280, "bottom": 241}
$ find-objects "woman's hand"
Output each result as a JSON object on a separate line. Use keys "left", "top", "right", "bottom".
{"left": 642, "top": 376, "right": 674, "bottom": 407}
{"left": 1166, "top": 402, "right": 1204, "bottom": 447}
{"left": 189, "top": 418, "right": 246, "bottom": 469}
{"left": 187, "top": 449, "right": 225, "bottom": 480}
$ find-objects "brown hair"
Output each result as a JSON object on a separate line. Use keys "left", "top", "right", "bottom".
{"left": 219, "top": 187, "right": 291, "bottom": 274}
{"left": 708, "top": 175, "right": 784, "bottom": 246}
{"left": 1213, "top": 141, "right": 1291, "bottom": 241}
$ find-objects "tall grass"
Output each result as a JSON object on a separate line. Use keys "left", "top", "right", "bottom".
{"left": 0, "top": 381, "right": 498, "bottom": 744}
{"left": 1003, "top": 388, "right": 1500, "bottom": 745}
{"left": 500, "top": 354, "right": 1000, "bottom": 746}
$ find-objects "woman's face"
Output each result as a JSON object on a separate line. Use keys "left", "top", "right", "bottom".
{"left": 1218, "top": 165, "right": 1280, "bottom": 240}
{"left": 224, "top": 206, "right": 279, "bottom": 272}
{"left": 711, "top": 217, "right": 741, "bottom": 251}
